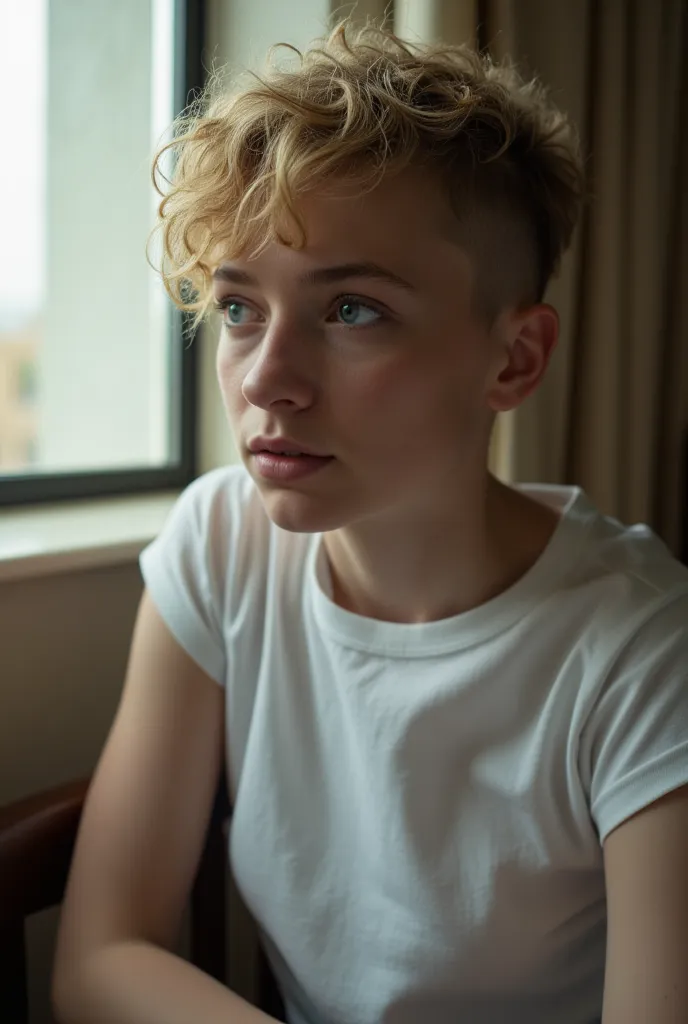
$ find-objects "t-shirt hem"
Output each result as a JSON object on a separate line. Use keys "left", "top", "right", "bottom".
{"left": 592, "top": 741, "right": 688, "bottom": 842}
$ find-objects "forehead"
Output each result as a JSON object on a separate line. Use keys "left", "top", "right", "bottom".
{"left": 296, "top": 167, "right": 463, "bottom": 257}
{"left": 225, "top": 167, "right": 475, "bottom": 297}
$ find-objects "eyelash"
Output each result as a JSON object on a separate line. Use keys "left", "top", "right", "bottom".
{"left": 212, "top": 294, "right": 388, "bottom": 328}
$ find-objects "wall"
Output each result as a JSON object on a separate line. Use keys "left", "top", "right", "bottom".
{"left": 0, "top": 564, "right": 143, "bottom": 1023}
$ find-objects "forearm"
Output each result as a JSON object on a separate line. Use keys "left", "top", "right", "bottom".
{"left": 53, "top": 939, "right": 277, "bottom": 1024}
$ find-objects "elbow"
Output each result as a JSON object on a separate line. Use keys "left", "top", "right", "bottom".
{"left": 51, "top": 947, "right": 84, "bottom": 1024}
{"left": 51, "top": 944, "right": 114, "bottom": 1024}
{"left": 51, "top": 973, "right": 75, "bottom": 1024}
{"left": 51, "top": 930, "right": 102, "bottom": 1024}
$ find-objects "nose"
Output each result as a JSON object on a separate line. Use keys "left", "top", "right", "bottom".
{"left": 240, "top": 318, "right": 317, "bottom": 412}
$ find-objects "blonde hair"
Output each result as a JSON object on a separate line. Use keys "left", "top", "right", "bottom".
{"left": 152, "top": 19, "right": 585, "bottom": 324}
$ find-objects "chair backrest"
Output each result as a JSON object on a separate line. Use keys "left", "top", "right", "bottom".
{"left": 0, "top": 779, "right": 88, "bottom": 1021}
{"left": 0, "top": 775, "right": 284, "bottom": 1023}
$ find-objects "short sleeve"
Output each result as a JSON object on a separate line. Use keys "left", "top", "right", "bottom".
{"left": 581, "top": 590, "right": 688, "bottom": 842}
{"left": 139, "top": 470, "right": 231, "bottom": 685}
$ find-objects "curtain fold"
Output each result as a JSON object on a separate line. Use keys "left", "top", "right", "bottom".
{"left": 565, "top": 0, "right": 687, "bottom": 552}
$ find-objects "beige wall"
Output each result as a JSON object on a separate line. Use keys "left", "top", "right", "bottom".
{"left": 0, "top": 564, "right": 143, "bottom": 1023}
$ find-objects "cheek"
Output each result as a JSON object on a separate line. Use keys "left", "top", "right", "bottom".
{"left": 352, "top": 351, "right": 489, "bottom": 469}
{"left": 215, "top": 339, "right": 244, "bottom": 408}
{"left": 335, "top": 358, "right": 414, "bottom": 418}
{"left": 355, "top": 353, "right": 467, "bottom": 425}
{"left": 335, "top": 364, "right": 436, "bottom": 464}
{"left": 215, "top": 333, "right": 228, "bottom": 381}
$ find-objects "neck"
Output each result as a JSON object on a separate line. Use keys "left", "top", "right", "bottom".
{"left": 322, "top": 474, "right": 560, "bottom": 624}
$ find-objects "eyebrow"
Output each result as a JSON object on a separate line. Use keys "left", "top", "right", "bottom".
{"left": 212, "top": 261, "right": 416, "bottom": 292}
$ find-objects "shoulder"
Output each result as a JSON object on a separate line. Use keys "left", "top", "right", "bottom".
{"left": 577, "top": 581, "right": 688, "bottom": 843}
{"left": 538, "top": 484, "right": 688, "bottom": 652}
{"left": 152, "top": 464, "right": 269, "bottom": 560}
{"left": 142, "top": 463, "right": 317, "bottom": 612}
{"left": 576, "top": 488, "right": 688, "bottom": 596}
{"left": 139, "top": 464, "right": 269, "bottom": 624}
{"left": 568, "top": 493, "right": 688, "bottom": 731}
{"left": 582, "top": 520, "right": 688, "bottom": 696}
{"left": 138, "top": 464, "right": 304, "bottom": 684}
{"left": 171, "top": 463, "right": 261, "bottom": 526}
{"left": 527, "top": 489, "right": 688, "bottom": 838}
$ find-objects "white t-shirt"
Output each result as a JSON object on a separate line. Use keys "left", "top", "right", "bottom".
{"left": 139, "top": 465, "right": 688, "bottom": 1024}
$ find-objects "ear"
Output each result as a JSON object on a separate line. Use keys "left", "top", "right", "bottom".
{"left": 485, "top": 303, "right": 559, "bottom": 413}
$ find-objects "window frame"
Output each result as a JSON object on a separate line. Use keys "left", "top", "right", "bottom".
{"left": 0, "top": 0, "right": 206, "bottom": 508}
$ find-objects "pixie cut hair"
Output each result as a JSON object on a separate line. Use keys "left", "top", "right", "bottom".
{"left": 153, "top": 19, "right": 585, "bottom": 325}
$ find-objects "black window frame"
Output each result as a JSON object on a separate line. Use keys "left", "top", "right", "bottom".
{"left": 0, "top": 0, "right": 206, "bottom": 508}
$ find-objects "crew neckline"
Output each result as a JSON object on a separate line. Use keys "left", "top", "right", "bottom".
{"left": 308, "top": 485, "right": 598, "bottom": 657}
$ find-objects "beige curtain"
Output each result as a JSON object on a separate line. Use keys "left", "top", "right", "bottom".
{"left": 394, "top": 0, "right": 688, "bottom": 557}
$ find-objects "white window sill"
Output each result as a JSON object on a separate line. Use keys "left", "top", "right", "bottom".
{"left": 0, "top": 491, "right": 180, "bottom": 583}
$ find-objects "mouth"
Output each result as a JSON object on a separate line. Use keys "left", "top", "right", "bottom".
{"left": 250, "top": 449, "right": 335, "bottom": 482}
{"left": 259, "top": 447, "right": 310, "bottom": 456}
{"left": 248, "top": 436, "right": 332, "bottom": 458}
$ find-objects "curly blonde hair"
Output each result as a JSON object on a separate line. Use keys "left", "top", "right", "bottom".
{"left": 152, "top": 19, "right": 585, "bottom": 324}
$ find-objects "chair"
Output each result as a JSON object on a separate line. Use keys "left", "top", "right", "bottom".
{"left": 0, "top": 774, "right": 285, "bottom": 1023}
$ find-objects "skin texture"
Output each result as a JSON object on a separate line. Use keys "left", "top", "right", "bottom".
{"left": 214, "top": 166, "right": 560, "bottom": 624}
{"left": 601, "top": 786, "right": 688, "bottom": 1023}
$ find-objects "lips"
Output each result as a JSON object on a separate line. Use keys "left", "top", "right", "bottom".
{"left": 261, "top": 447, "right": 303, "bottom": 456}
{"left": 248, "top": 436, "right": 331, "bottom": 458}
{"left": 252, "top": 450, "right": 335, "bottom": 482}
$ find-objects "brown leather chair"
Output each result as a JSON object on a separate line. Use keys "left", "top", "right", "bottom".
{"left": 0, "top": 774, "right": 285, "bottom": 1023}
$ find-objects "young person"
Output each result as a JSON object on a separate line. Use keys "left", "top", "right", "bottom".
{"left": 53, "top": 20, "right": 688, "bottom": 1024}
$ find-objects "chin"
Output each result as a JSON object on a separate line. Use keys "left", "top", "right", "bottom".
{"left": 257, "top": 486, "right": 356, "bottom": 534}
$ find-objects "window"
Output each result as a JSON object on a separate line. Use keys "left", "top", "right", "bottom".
{"left": 0, "top": 0, "right": 205, "bottom": 506}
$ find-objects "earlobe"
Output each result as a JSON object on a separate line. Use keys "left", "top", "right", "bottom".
{"left": 485, "top": 303, "right": 558, "bottom": 413}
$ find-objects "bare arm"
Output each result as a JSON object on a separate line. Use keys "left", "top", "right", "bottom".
{"left": 52, "top": 589, "right": 277, "bottom": 1024}
{"left": 55, "top": 941, "right": 276, "bottom": 1024}
{"left": 601, "top": 784, "right": 688, "bottom": 1024}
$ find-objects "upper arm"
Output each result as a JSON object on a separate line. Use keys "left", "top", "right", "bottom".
{"left": 53, "top": 588, "right": 225, "bottom": 984}
{"left": 602, "top": 784, "right": 688, "bottom": 1024}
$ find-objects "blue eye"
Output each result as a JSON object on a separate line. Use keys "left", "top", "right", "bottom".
{"left": 335, "top": 299, "right": 382, "bottom": 327}
{"left": 213, "top": 295, "right": 384, "bottom": 331}
{"left": 225, "top": 301, "right": 251, "bottom": 325}
{"left": 214, "top": 298, "right": 260, "bottom": 327}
